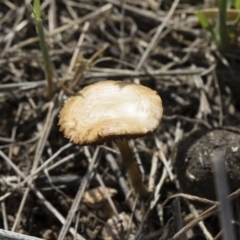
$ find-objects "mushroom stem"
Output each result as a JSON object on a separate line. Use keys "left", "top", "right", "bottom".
{"left": 115, "top": 139, "right": 150, "bottom": 198}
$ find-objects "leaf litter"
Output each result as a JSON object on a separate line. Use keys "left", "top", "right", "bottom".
{"left": 1, "top": 0, "right": 240, "bottom": 239}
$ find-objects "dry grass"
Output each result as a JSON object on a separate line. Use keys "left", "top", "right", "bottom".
{"left": 1, "top": 0, "right": 240, "bottom": 239}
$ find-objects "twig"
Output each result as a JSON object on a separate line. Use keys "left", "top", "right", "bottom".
{"left": 57, "top": 147, "right": 100, "bottom": 240}
{"left": 1, "top": 202, "right": 8, "bottom": 230}
{"left": 170, "top": 188, "right": 240, "bottom": 239}
{"left": 10, "top": 3, "right": 113, "bottom": 50}
{"left": 136, "top": 0, "right": 180, "bottom": 70}
{"left": 0, "top": 68, "right": 205, "bottom": 92}
{"left": 0, "top": 150, "right": 84, "bottom": 239}
{"left": 0, "top": 229, "right": 44, "bottom": 240}
{"left": 148, "top": 151, "right": 159, "bottom": 192}
{"left": 163, "top": 114, "right": 212, "bottom": 129}
{"left": 0, "top": 143, "right": 73, "bottom": 203}
{"left": 212, "top": 69, "right": 223, "bottom": 127}
{"left": 185, "top": 199, "right": 214, "bottom": 240}
{"left": 11, "top": 101, "right": 56, "bottom": 232}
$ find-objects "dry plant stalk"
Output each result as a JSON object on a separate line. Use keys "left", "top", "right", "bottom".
{"left": 0, "top": 229, "right": 44, "bottom": 240}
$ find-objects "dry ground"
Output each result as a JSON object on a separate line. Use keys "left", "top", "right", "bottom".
{"left": 1, "top": 0, "right": 240, "bottom": 239}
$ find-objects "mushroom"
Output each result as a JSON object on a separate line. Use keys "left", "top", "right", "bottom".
{"left": 59, "top": 80, "right": 163, "bottom": 197}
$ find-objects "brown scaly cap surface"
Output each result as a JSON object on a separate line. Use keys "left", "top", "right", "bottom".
{"left": 59, "top": 80, "right": 163, "bottom": 145}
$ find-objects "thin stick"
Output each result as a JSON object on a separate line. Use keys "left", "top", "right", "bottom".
{"left": 67, "top": 21, "right": 90, "bottom": 75}
{"left": 0, "top": 150, "right": 84, "bottom": 239}
{"left": 57, "top": 147, "right": 100, "bottom": 240}
{"left": 212, "top": 69, "right": 223, "bottom": 127}
{"left": 136, "top": 0, "right": 179, "bottom": 70}
{"left": 84, "top": 147, "right": 119, "bottom": 217}
{"left": 1, "top": 202, "right": 8, "bottom": 230}
{"left": 148, "top": 151, "right": 158, "bottom": 192}
{"left": 10, "top": 3, "right": 113, "bottom": 50}
{"left": 185, "top": 199, "right": 214, "bottom": 240}
{"left": 0, "top": 143, "right": 73, "bottom": 203}
{"left": 11, "top": 102, "right": 56, "bottom": 232}
{"left": 170, "top": 188, "right": 240, "bottom": 239}
{"left": 0, "top": 229, "right": 44, "bottom": 240}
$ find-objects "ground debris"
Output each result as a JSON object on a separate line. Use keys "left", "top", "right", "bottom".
{"left": 1, "top": 0, "right": 240, "bottom": 239}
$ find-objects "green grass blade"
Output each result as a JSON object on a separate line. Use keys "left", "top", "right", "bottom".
{"left": 33, "top": 0, "right": 55, "bottom": 98}
{"left": 234, "top": 0, "right": 240, "bottom": 9}
{"left": 216, "top": 0, "right": 229, "bottom": 48}
{"left": 196, "top": 11, "right": 212, "bottom": 30}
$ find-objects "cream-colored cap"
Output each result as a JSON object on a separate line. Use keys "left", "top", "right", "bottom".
{"left": 59, "top": 81, "right": 163, "bottom": 145}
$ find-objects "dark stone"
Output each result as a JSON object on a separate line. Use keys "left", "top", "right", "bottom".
{"left": 173, "top": 128, "right": 240, "bottom": 200}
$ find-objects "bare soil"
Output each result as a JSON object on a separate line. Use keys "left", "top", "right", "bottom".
{"left": 173, "top": 128, "right": 240, "bottom": 200}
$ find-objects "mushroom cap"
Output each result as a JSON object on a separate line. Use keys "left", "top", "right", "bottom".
{"left": 59, "top": 80, "right": 163, "bottom": 145}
